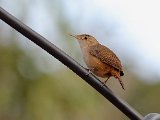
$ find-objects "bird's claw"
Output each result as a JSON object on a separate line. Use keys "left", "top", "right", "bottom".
{"left": 85, "top": 68, "right": 94, "bottom": 76}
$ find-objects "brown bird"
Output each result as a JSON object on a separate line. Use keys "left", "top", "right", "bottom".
{"left": 70, "top": 34, "right": 125, "bottom": 90}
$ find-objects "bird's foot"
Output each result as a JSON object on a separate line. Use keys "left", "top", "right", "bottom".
{"left": 85, "top": 68, "right": 94, "bottom": 76}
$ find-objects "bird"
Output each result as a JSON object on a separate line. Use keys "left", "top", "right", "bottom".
{"left": 70, "top": 34, "right": 125, "bottom": 90}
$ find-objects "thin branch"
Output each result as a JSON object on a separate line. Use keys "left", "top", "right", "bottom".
{"left": 0, "top": 7, "right": 143, "bottom": 120}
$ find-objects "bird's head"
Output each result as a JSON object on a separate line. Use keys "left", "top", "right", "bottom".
{"left": 70, "top": 34, "right": 99, "bottom": 48}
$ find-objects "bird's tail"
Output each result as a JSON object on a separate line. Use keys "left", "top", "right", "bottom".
{"left": 118, "top": 77, "right": 125, "bottom": 90}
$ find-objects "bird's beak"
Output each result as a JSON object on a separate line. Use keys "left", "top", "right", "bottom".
{"left": 69, "top": 34, "right": 79, "bottom": 40}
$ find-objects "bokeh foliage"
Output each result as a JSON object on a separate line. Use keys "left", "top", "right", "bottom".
{"left": 1, "top": 0, "right": 160, "bottom": 120}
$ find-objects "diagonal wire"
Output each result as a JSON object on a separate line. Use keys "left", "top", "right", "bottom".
{"left": 0, "top": 7, "right": 143, "bottom": 120}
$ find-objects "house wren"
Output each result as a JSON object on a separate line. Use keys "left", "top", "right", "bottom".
{"left": 70, "top": 34, "right": 125, "bottom": 90}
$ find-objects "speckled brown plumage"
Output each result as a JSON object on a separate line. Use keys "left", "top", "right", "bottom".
{"left": 89, "top": 44, "right": 124, "bottom": 76}
{"left": 70, "top": 34, "right": 125, "bottom": 90}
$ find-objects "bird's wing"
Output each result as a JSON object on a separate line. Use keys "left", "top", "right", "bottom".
{"left": 89, "top": 44, "right": 123, "bottom": 71}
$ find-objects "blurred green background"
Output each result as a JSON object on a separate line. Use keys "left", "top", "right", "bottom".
{"left": 1, "top": 0, "right": 160, "bottom": 120}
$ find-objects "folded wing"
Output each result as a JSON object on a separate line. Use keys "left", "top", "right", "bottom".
{"left": 89, "top": 44, "right": 124, "bottom": 76}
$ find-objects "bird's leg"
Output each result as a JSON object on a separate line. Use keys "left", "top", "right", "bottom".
{"left": 101, "top": 76, "right": 110, "bottom": 86}
{"left": 104, "top": 76, "right": 110, "bottom": 83}
{"left": 85, "top": 68, "right": 94, "bottom": 76}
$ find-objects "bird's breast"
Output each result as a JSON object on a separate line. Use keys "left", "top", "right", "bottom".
{"left": 81, "top": 48, "right": 114, "bottom": 78}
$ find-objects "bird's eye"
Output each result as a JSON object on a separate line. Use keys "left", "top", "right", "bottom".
{"left": 84, "top": 36, "right": 87, "bottom": 39}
